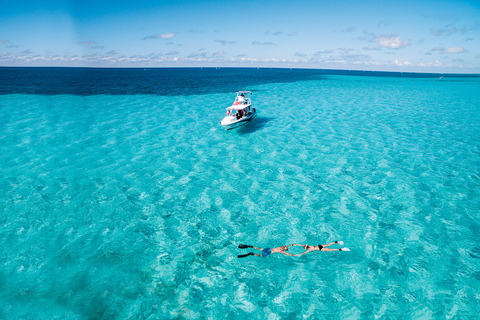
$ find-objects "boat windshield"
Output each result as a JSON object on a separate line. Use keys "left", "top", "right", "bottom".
{"left": 227, "top": 109, "right": 237, "bottom": 116}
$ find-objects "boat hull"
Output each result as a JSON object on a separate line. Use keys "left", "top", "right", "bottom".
{"left": 221, "top": 112, "right": 257, "bottom": 130}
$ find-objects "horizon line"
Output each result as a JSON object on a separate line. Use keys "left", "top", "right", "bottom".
{"left": 1, "top": 66, "right": 479, "bottom": 76}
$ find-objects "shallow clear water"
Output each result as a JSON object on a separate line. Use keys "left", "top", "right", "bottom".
{"left": 1, "top": 69, "right": 480, "bottom": 318}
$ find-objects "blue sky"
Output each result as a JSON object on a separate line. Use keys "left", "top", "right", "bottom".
{"left": 1, "top": 0, "right": 479, "bottom": 72}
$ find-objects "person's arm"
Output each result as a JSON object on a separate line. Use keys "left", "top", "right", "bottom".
{"left": 295, "top": 251, "right": 312, "bottom": 256}
{"left": 282, "top": 250, "right": 312, "bottom": 257}
{"left": 286, "top": 244, "right": 304, "bottom": 247}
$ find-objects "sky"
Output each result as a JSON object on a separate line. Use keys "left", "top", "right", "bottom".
{"left": 1, "top": 0, "right": 479, "bottom": 73}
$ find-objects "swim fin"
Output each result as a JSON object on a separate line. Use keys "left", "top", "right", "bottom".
{"left": 336, "top": 241, "right": 344, "bottom": 245}
{"left": 238, "top": 253, "right": 254, "bottom": 258}
{"left": 238, "top": 244, "right": 253, "bottom": 249}
{"left": 340, "top": 248, "right": 350, "bottom": 251}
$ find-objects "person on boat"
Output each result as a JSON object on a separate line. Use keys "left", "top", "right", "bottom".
{"left": 291, "top": 241, "right": 350, "bottom": 256}
{"left": 238, "top": 93, "right": 245, "bottom": 103}
{"left": 237, "top": 244, "right": 297, "bottom": 258}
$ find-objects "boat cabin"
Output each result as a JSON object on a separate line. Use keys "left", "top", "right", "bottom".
{"left": 233, "top": 91, "right": 251, "bottom": 106}
{"left": 226, "top": 105, "right": 251, "bottom": 119}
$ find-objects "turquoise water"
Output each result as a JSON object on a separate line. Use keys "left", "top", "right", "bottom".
{"left": 1, "top": 69, "right": 480, "bottom": 318}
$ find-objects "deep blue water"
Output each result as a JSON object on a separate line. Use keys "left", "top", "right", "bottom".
{"left": 1, "top": 68, "right": 480, "bottom": 319}
{"left": 1, "top": 67, "right": 477, "bottom": 96}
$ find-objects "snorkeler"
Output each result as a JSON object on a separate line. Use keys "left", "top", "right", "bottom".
{"left": 290, "top": 241, "right": 350, "bottom": 256}
{"left": 237, "top": 241, "right": 350, "bottom": 258}
{"left": 237, "top": 244, "right": 297, "bottom": 258}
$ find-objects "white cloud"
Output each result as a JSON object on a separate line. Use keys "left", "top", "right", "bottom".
{"left": 418, "top": 60, "right": 442, "bottom": 67}
{"left": 444, "top": 47, "right": 466, "bottom": 54}
{"left": 1, "top": 46, "right": 475, "bottom": 72}
{"left": 313, "top": 50, "right": 333, "bottom": 56}
{"left": 188, "top": 52, "right": 207, "bottom": 59}
{"left": 430, "top": 46, "right": 467, "bottom": 54}
{"left": 0, "top": 40, "right": 10, "bottom": 45}
{"left": 143, "top": 33, "right": 175, "bottom": 40}
{"left": 393, "top": 60, "right": 412, "bottom": 66}
{"left": 340, "top": 27, "right": 356, "bottom": 33}
{"left": 265, "top": 31, "right": 296, "bottom": 37}
{"left": 431, "top": 23, "right": 479, "bottom": 36}
{"left": 431, "top": 25, "right": 458, "bottom": 36}
{"left": 363, "top": 45, "right": 381, "bottom": 51}
{"left": 375, "top": 33, "right": 411, "bottom": 49}
{"left": 252, "top": 41, "right": 275, "bottom": 45}
{"left": 295, "top": 52, "right": 307, "bottom": 57}
{"left": 309, "top": 51, "right": 371, "bottom": 65}
{"left": 357, "top": 31, "right": 374, "bottom": 41}
{"left": 339, "top": 53, "right": 371, "bottom": 62}
{"left": 215, "top": 40, "right": 236, "bottom": 45}
{"left": 338, "top": 48, "right": 356, "bottom": 53}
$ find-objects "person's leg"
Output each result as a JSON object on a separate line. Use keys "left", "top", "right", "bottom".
{"left": 322, "top": 242, "right": 336, "bottom": 248}
{"left": 238, "top": 246, "right": 265, "bottom": 258}
{"left": 238, "top": 245, "right": 263, "bottom": 250}
{"left": 321, "top": 247, "right": 350, "bottom": 252}
{"left": 238, "top": 252, "right": 262, "bottom": 258}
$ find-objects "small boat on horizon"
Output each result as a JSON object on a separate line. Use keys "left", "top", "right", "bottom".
{"left": 220, "top": 91, "right": 257, "bottom": 130}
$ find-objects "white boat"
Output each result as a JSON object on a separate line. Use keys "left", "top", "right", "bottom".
{"left": 220, "top": 91, "right": 257, "bottom": 130}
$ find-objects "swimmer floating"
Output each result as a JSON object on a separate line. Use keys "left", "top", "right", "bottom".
{"left": 237, "top": 241, "right": 350, "bottom": 258}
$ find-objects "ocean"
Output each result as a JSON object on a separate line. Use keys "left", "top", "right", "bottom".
{"left": 1, "top": 67, "right": 480, "bottom": 319}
